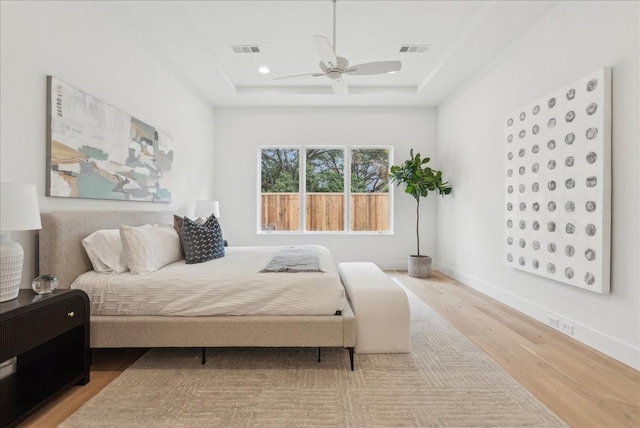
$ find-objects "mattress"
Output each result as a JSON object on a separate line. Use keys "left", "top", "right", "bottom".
{"left": 71, "top": 245, "right": 347, "bottom": 317}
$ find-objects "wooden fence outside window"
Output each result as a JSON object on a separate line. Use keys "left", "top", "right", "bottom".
{"left": 261, "top": 193, "right": 389, "bottom": 232}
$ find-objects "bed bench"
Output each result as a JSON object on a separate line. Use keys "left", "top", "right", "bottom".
{"left": 338, "top": 262, "right": 411, "bottom": 353}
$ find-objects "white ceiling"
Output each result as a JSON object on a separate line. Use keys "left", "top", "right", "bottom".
{"left": 101, "top": 0, "right": 559, "bottom": 107}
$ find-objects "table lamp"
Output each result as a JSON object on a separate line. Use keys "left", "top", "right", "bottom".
{"left": 194, "top": 200, "right": 220, "bottom": 219}
{"left": 0, "top": 183, "right": 42, "bottom": 302}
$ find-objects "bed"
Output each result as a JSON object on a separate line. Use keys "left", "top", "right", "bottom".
{"left": 39, "top": 211, "right": 356, "bottom": 368}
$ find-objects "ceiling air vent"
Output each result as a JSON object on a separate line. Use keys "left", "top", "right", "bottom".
{"left": 399, "top": 45, "right": 429, "bottom": 53}
{"left": 231, "top": 45, "right": 261, "bottom": 54}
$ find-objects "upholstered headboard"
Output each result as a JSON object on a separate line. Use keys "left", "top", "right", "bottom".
{"left": 39, "top": 211, "right": 173, "bottom": 288}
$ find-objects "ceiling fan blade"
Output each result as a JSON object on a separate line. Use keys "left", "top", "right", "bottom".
{"left": 313, "top": 35, "right": 338, "bottom": 69}
{"left": 344, "top": 61, "right": 402, "bottom": 76}
{"left": 273, "top": 73, "right": 325, "bottom": 80}
{"left": 331, "top": 78, "right": 348, "bottom": 96}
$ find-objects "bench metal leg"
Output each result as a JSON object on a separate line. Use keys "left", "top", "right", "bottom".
{"left": 201, "top": 347, "right": 206, "bottom": 365}
{"left": 318, "top": 347, "right": 321, "bottom": 363}
{"left": 347, "top": 347, "right": 355, "bottom": 371}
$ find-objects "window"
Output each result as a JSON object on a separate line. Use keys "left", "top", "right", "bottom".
{"left": 259, "top": 146, "right": 392, "bottom": 233}
{"left": 306, "top": 149, "right": 344, "bottom": 231}
{"left": 350, "top": 148, "right": 391, "bottom": 232}
{"left": 260, "top": 148, "right": 300, "bottom": 232}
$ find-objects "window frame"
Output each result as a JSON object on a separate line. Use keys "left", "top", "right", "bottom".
{"left": 257, "top": 145, "right": 394, "bottom": 235}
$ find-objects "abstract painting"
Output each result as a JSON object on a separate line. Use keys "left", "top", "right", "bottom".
{"left": 46, "top": 76, "right": 173, "bottom": 202}
{"left": 504, "top": 68, "right": 611, "bottom": 293}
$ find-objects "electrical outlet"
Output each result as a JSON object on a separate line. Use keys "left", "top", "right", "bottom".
{"left": 547, "top": 315, "right": 559, "bottom": 328}
{"left": 559, "top": 320, "right": 574, "bottom": 335}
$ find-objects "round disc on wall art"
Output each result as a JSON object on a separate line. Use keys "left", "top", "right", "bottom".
{"left": 504, "top": 67, "right": 611, "bottom": 294}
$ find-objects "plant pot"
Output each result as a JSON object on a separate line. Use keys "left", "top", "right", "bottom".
{"left": 408, "top": 255, "right": 432, "bottom": 278}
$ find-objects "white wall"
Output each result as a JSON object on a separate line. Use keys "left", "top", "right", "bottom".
{"left": 214, "top": 107, "right": 439, "bottom": 267}
{"left": 437, "top": 1, "right": 639, "bottom": 369}
{"left": 0, "top": 1, "right": 216, "bottom": 288}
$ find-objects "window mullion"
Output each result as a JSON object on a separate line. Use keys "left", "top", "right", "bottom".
{"left": 300, "top": 147, "right": 306, "bottom": 233}
{"left": 345, "top": 147, "right": 351, "bottom": 233}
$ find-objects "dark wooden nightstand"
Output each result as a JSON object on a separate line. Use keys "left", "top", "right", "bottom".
{"left": 0, "top": 289, "right": 90, "bottom": 428}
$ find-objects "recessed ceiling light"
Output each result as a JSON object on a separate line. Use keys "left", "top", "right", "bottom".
{"left": 258, "top": 66, "right": 270, "bottom": 74}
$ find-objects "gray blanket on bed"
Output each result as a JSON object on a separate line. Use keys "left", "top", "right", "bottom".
{"left": 260, "top": 246, "right": 324, "bottom": 273}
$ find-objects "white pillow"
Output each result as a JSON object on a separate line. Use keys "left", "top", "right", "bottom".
{"left": 82, "top": 229, "right": 130, "bottom": 274}
{"left": 120, "top": 223, "right": 182, "bottom": 275}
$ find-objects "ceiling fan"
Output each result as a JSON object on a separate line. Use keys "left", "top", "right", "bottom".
{"left": 274, "top": 0, "right": 401, "bottom": 95}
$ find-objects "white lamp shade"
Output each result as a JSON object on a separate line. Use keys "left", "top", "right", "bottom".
{"left": 194, "top": 200, "right": 220, "bottom": 219}
{"left": 0, "top": 183, "right": 42, "bottom": 231}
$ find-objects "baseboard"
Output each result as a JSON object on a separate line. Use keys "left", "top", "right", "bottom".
{"left": 434, "top": 262, "right": 640, "bottom": 371}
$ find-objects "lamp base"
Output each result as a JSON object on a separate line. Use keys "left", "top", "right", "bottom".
{"left": 0, "top": 233, "right": 23, "bottom": 302}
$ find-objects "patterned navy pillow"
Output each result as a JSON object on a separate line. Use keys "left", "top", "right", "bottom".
{"left": 182, "top": 215, "right": 225, "bottom": 264}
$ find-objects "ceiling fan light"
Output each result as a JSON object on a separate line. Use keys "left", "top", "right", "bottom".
{"left": 326, "top": 70, "right": 342, "bottom": 80}
{"left": 258, "top": 66, "right": 270, "bottom": 74}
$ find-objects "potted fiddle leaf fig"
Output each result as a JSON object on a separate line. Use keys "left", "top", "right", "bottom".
{"left": 390, "top": 149, "right": 451, "bottom": 278}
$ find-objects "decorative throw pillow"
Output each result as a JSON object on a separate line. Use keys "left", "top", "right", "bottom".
{"left": 174, "top": 215, "right": 210, "bottom": 258}
{"left": 183, "top": 215, "right": 225, "bottom": 264}
{"left": 120, "top": 223, "right": 182, "bottom": 274}
{"left": 82, "top": 228, "right": 130, "bottom": 274}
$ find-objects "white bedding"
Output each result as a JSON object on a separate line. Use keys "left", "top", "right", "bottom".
{"left": 71, "top": 245, "right": 347, "bottom": 316}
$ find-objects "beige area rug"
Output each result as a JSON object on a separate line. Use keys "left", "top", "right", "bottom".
{"left": 61, "top": 282, "right": 567, "bottom": 427}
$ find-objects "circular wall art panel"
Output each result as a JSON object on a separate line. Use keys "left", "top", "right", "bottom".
{"left": 504, "top": 67, "right": 611, "bottom": 294}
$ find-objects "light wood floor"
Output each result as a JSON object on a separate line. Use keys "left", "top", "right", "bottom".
{"left": 19, "top": 271, "right": 640, "bottom": 427}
